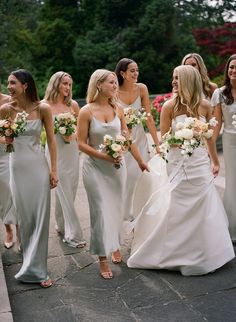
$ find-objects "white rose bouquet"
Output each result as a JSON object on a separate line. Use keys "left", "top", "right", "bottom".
{"left": 159, "top": 116, "right": 218, "bottom": 162}
{"left": 232, "top": 114, "right": 236, "bottom": 128}
{"left": 54, "top": 112, "right": 77, "bottom": 144}
{"left": 99, "top": 133, "right": 132, "bottom": 169}
{"left": 0, "top": 111, "right": 28, "bottom": 152}
{"left": 123, "top": 107, "right": 147, "bottom": 129}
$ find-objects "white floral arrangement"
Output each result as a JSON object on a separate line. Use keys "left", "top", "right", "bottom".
{"left": 123, "top": 107, "right": 147, "bottom": 129}
{"left": 54, "top": 112, "right": 77, "bottom": 143}
{"left": 99, "top": 133, "right": 132, "bottom": 168}
{"left": 232, "top": 114, "right": 236, "bottom": 128}
{"left": 159, "top": 116, "right": 218, "bottom": 162}
{"left": 0, "top": 111, "right": 28, "bottom": 152}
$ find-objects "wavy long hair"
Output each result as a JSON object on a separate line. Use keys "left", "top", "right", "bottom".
{"left": 182, "top": 53, "right": 212, "bottom": 98}
{"left": 86, "top": 69, "right": 117, "bottom": 108}
{"left": 222, "top": 54, "right": 236, "bottom": 105}
{"left": 173, "top": 65, "right": 202, "bottom": 118}
{"left": 44, "top": 71, "right": 72, "bottom": 105}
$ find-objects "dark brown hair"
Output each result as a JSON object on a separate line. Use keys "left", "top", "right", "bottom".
{"left": 222, "top": 54, "right": 236, "bottom": 105}
{"left": 114, "top": 58, "right": 135, "bottom": 86}
{"left": 11, "top": 69, "right": 39, "bottom": 102}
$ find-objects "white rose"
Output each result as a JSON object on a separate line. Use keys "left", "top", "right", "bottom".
{"left": 203, "top": 129, "right": 213, "bottom": 139}
{"left": 104, "top": 134, "right": 113, "bottom": 144}
{"left": 116, "top": 135, "right": 126, "bottom": 142}
{"left": 59, "top": 126, "right": 66, "bottom": 135}
{"left": 181, "top": 128, "right": 194, "bottom": 140}
{"left": 175, "top": 130, "right": 184, "bottom": 140}
{"left": 232, "top": 120, "right": 236, "bottom": 128}
{"left": 184, "top": 117, "right": 196, "bottom": 127}
{"left": 232, "top": 114, "right": 236, "bottom": 120}
{"left": 176, "top": 122, "right": 184, "bottom": 130}
{"left": 111, "top": 143, "right": 122, "bottom": 152}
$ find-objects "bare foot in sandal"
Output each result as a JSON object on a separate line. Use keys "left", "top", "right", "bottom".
{"left": 99, "top": 257, "right": 113, "bottom": 279}
{"left": 40, "top": 278, "right": 53, "bottom": 288}
{"left": 112, "top": 249, "right": 122, "bottom": 264}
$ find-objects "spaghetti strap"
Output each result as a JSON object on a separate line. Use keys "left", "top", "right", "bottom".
{"left": 137, "top": 84, "right": 141, "bottom": 96}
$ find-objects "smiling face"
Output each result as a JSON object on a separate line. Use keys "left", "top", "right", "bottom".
{"left": 100, "top": 73, "right": 118, "bottom": 98}
{"left": 7, "top": 74, "right": 26, "bottom": 99}
{"left": 184, "top": 57, "right": 199, "bottom": 71}
{"left": 121, "top": 62, "right": 139, "bottom": 83}
{"left": 228, "top": 59, "right": 236, "bottom": 81}
{"left": 59, "top": 75, "right": 72, "bottom": 98}
{"left": 172, "top": 69, "right": 179, "bottom": 93}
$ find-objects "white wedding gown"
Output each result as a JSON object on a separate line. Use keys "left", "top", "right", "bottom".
{"left": 127, "top": 115, "right": 235, "bottom": 276}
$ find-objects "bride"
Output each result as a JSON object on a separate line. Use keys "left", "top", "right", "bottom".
{"left": 127, "top": 65, "right": 235, "bottom": 276}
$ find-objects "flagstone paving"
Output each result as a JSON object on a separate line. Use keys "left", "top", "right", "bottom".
{"left": 1, "top": 151, "right": 235, "bottom": 322}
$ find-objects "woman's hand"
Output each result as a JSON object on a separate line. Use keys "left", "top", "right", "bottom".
{"left": 103, "top": 153, "right": 123, "bottom": 165}
{"left": 50, "top": 171, "right": 58, "bottom": 189}
{"left": 63, "top": 134, "right": 75, "bottom": 143}
{"left": 212, "top": 163, "right": 220, "bottom": 177}
{"left": 138, "top": 161, "right": 150, "bottom": 172}
{"left": 5, "top": 137, "right": 14, "bottom": 144}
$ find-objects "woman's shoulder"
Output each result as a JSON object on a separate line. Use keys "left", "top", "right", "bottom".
{"left": 138, "top": 83, "right": 148, "bottom": 94}
{"left": 79, "top": 103, "right": 92, "bottom": 118}
{"left": 0, "top": 101, "right": 12, "bottom": 114}
{"left": 211, "top": 86, "right": 225, "bottom": 106}
{"left": 70, "top": 99, "right": 80, "bottom": 114}
{"left": 163, "top": 97, "right": 175, "bottom": 110}
{"left": 39, "top": 100, "right": 50, "bottom": 110}
{"left": 209, "top": 81, "right": 218, "bottom": 93}
{"left": 70, "top": 99, "right": 79, "bottom": 108}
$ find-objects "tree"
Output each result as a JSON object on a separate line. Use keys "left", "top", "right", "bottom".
{"left": 193, "top": 22, "right": 236, "bottom": 77}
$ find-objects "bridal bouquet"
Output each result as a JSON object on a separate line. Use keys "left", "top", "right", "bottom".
{"left": 160, "top": 116, "right": 218, "bottom": 162}
{"left": 0, "top": 111, "right": 28, "bottom": 152}
{"left": 54, "top": 112, "right": 77, "bottom": 143}
{"left": 232, "top": 114, "right": 236, "bottom": 128}
{"left": 123, "top": 107, "right": 147, "bottom": 129}
{"left": 99, "top": 133, "right": 132, "bottom": 169}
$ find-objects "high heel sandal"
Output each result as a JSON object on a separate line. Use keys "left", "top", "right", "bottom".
{"left": 4, "top": 229, "right": 14, "bottom": 249}
{"left": 99, "top": 260, "right": 113, "bottom": 279}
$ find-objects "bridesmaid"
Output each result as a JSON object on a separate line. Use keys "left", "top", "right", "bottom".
{"left": 0, "top": 69, "right": 57, "bottom": 287}
{"left": 77, "top": 69, "right": 148, "bottom": 279}
{"left": 182, "top": 53, "right": 217, "bottom": 100}
{"left": 0, "top": 89, "right": 18, "bottom": 249}
{"left": 44, "top": 71, "right": 86, "bottom": 248}
{"left": 115, "top": 58, "right": 160, "bottom": 221}
{"left": 212, "top": 54, "right": 236, "bottom": 242}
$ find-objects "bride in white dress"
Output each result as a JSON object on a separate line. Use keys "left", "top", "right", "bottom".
{"left": 127, "top": 65, "right": 235, "bottom": 276}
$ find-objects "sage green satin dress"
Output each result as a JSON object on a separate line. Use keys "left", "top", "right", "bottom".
{"left": 11, "top": 119, "right": 51, "bottom": 283}
{"left": 83, "top": 115, "right": 126, "bottom": 256}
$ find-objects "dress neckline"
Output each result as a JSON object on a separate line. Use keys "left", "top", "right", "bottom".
{"left": 92, "top": 114, "right": 118, "bottom": 125}
{"left": 118, "top": 95, "right": 140, "bottom": 107}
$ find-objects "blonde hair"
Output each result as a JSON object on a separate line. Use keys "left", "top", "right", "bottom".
{"left": 173, "top": 65, "right": 202, "bottom": 117}
{"left": 44, "top": 71, "right": 72, "bottom": 105}
{"left": 182, "top": 53, "right": 212, "bottom": 98}
{"left": 86, "top": 69, "right": 117, "bottom": 107}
